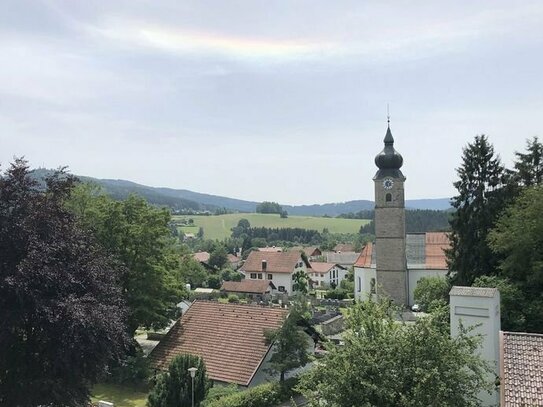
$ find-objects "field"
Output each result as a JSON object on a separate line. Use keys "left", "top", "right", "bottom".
{"left": 174, "top": 213, "right": 370, "bottom": 240}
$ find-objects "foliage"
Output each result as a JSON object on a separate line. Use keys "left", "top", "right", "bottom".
{"left": 67, "top": 184, "right": 185, "bottom": 335}
{"left": 204, "top": 381, "right": 285, "bottom": 407}
{"left": 179, "top": 255, "right": 208, "bottom": 289}
{"left": 292, "top": 269, "right": 309, "bottom": 294}
{"left": 221, "top": 268, "right": 243, "bottom": 282}
{"left": 0, "top": 160, "right": 129, "bottom": 406}
{"left": 472, "top": 275, "right": 526, "bottom": 332}
{"left": 256, "top": 201, "right": 284, "bottom": 214}
{"left": 201, "top": 384, "right": 239, "bottom": 406}
{"left": 107, "top": 348, "right": 150, "bottom": 386}
{"left": 148, "top": 354, "right": 210, "bottom": 407}
{"left": 446, "top": 135, "right": 512, "bottom": 285}
{"left": 227, "top": 294, "right": 240, "bottom": 303}
{"left": 265, "top": 297, "right": 311, "bottom": 381}
{"left": 208, "top": 246, "right": 229, "bottom": 269}
{"left": 91, "top": 383, "right": 149, "bottom": 407}
{"left": 488, "top": 186, "right": 543, "bottom": 332}
{"left": 206, "top": 274, "right": 222, "bottom": 289}
{"left": 297, "top": 298, "right": 492, "bottom": 407}
{"left": 324, "top": 287, "right": 350, "bottom": 300}
{"left": 513, "top": 136, "right": 543, "bottom": 186}
{"left": 413, "top": 276, "right": 451, "bottom": 312}
{"left": 280, "top": 210, "right": 288, "bottom": 218}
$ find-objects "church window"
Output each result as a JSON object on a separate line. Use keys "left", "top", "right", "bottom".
{"left": 357, "top": 277, "right": 361, "bottom": 292}
{"left": 385, "top": 193, "right": 392, "bottom": 202}
{"left": 370, "top": 278, "right": 376, "bottom": 294}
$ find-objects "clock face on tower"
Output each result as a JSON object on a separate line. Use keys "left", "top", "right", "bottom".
{"left": 383, "top": 178, "right": 394, "bottom": 190}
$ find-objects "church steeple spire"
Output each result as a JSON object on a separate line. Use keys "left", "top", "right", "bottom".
{"left": 375, "top": 121, "right": 404, "bottom": 171}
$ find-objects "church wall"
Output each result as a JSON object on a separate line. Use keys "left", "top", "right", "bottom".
{"left": 407, "top": 269, "right": 448, "bottom": 306}
{"left": 354, "top": 266, "right": 376, "bottom": 301}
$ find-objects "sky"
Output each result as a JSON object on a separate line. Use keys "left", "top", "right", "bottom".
{"left": 1, "top": 1, "right": 542, "bottom": 205}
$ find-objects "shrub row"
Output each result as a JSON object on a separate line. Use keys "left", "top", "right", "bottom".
{"left": 205, "top": 379, "right": 297, "bottom": 407}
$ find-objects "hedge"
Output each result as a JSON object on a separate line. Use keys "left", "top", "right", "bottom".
{"left": 205, "top": 379, "right": 297, "bottom": 407}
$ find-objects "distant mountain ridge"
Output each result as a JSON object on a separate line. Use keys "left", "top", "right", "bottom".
{"left": 30, "top": 169, "right": 452, "bottom": 215}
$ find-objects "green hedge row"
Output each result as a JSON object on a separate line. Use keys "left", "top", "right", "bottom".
{"left": 205, "top": 379, "right": 297, "bottom": 407}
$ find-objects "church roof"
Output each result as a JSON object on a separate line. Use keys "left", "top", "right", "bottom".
{"left": 354, "top": 232, "right": 450, "bottom": 270}
{"left": 374, "top": 124, "right": 404, "bottom": 174}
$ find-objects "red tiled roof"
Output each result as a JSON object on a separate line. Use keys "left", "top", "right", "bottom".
{"left": 149, "top": 301, "right": 287, "bottom": 386}
{"left": 220, "top": 280, "right": 274, "bottom": 294}
{"left": 500, "top": 331, "right": 543, "bottom": 406}
{"left": 309, "top": 262, "right": 341, "bottom": 273}
{"left": 241, "top": 251, "right": 302, "bottom": 274}
{"left": 194, "top": 252, "right": 210, "bottom": 263}
{"left": 425, "top": 232, "right": 450, "bottom": 270}
{"left": 354, "top": 243, "right": 373, "bottom": 268}
{"left": 227, "top": 254, "right": 240, "bottom": 263}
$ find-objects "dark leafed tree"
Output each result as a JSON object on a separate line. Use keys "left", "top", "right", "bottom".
{"left": 0, "top": 159, "right": 129, "bottom": 406}
{"left": 513, "top": 136, "right": 543, "bottom": 187}
{"left": 446, "top": 135, "right": 511, "bottom": 285}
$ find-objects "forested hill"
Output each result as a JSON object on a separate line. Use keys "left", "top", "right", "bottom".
{"left": 29, "top": 168, "right": 451, "bottom": 215}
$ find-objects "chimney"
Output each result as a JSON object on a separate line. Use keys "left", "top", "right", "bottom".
{"left": 262, "top": 260, "right": 267, "bottom": 272}
{"left": 450, "top": 286, "right": 501, "bottom": 406}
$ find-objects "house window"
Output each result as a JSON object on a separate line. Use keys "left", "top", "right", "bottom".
{"left": 278, "top": 286, "right": 285, "bottom": 292}
{"left": 267, "top": 274, "right": 273, "bottom": 280}
{"left": 257, "top": 273, "right": 263, "bottom": 279}
{"left": 386, "top": 193, "right": 392, "bottom": 202}
{"left": 250, "top": 273, "right": 257, "bottom": 279}
{"left": 320, "top": 273, "right": 324, "bottom": 278}
{"left": 357, "top": 277, "right": 361, "bottom": 292}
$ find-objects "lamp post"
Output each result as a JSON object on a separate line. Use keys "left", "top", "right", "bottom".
{"left": 188, "top": 367, "right": 198, "bottom": 407}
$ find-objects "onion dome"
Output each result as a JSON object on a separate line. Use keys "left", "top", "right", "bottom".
{"left": 375, "top": 125, "right": 403, "bottom": 170}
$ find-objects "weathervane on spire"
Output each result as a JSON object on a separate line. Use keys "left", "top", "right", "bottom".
{"left": 387, "top": 103, "right": 390, "bottom": 126}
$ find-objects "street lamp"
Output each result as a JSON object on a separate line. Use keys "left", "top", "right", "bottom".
{"left": 188, "top": 367, "right": 198, "bottom": 407}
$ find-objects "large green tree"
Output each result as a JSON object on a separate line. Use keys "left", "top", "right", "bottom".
{"left": 148, "top": 354, "right": 210, "bottom": 407}
{"left": 67, "top": 184, "right": 184, "bottom": 335}
{"left": 447, "top": 135, "right": 511, "bottom": 285}
{"left": 297, "top": 299, "right": 492, "bottom": 407}
{"left": 513, "top": 136, "right": 543, "bottom": 186}
{"left": 0, "top": 160, "right": 129, "bottom": 406}
{"left": 488, "top": 186, "right": 543, "bottom": 332}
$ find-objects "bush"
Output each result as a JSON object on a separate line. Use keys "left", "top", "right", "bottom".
{"left": 202, "top": 384, "right": 239, "bottom": 406}
{"left": 413, "top": 276, "right": 451, "bottom": 312}
{"left": 205, "top": 379, "right": 297, "bottom": 407}
{"left": 228, "top": 294, "right": 240, "bottom": 303}
{"left": 107, "top": 348, "right": 150, "bottom": 387}
{"left": 324, "top": 288, "right": 348, "bottom": 300}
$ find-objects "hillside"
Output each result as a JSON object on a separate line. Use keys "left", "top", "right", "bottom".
{"left": 30, "top": 168, "right": 451, "bottom": 215}
{"left": 174, "top": 213, "right": 370, "bottom": 240}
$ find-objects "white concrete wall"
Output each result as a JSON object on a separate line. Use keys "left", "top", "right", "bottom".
{"left": 450, "top": 287, "right": 501, "bottom": 407}
{"left": 407, "top": 269, "right": 448, "bottom": 306}
{"left": 354, "top": 266, "right": 376, "bottom": 301}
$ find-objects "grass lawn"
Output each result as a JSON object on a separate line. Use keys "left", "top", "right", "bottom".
{"left": 91, "top": 383, "right": 148, "bottom": 407}
{"left": 174, "top": 213, "right": 370, "bottom": 240}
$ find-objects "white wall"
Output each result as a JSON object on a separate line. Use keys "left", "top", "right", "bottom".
{"left": 354, "top": 266, "right": 376, "bottom": 301}
{"left": 450, "top": 287, "right": 501, "bottom": 407}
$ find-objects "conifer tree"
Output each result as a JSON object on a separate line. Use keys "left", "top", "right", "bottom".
{"left": 513, "top": 136, "right": 543, "bottom": 186}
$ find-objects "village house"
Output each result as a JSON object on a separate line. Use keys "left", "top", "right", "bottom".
{"left": 227, "top": 253, "right": 242, "bottom": 269}
{"left": 323, "top": 251, "right": 360, "bottom": 268}
{"left": 240, "top": 251, "right": 310, "bottom": 295}
{"left": 308, "top": 262, "right": 347, "bottom": 288}
{"left": 289, "top": 246, "right": 322, "bottom": 260}
{"left": 148, "top": 301, "right": 288, "bottom": 387}
{"left": 220, "top": 280, "right": 275, "bottom": 301}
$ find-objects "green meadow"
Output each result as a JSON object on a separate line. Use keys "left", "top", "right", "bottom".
{"left": 174, "top": 213, "right": 370, "bottom": 240}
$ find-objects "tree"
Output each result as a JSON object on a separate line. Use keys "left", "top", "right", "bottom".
{"left": 148, "top": 354, "right": 210, "bottom": 407}
{"left": 208, "top": 246, "right": 228, "bottom": 270}
{"left": 197, "top": 226, "right": 204, "bottom": 239}
{"left": 280, "top": 210, "right": 288, "bottom": 218}
{"left": 179, "top": 255, "right": 208, "bottom": 289}
{"left": 472, "top": 275, "right": 526, "bottom": 332}
{"left": 67, "top": 184, "right": 185, "bottom": 335}
{"left": 446, "top": 135, "right": 511, "bottom": 285}
{"left": 0, "top": 160, "right": 129, "bottom": 406}
{"left": 513, "top": 136, "right": 543, "bottom": 186}
{"left": 488, "top": 186, "right": 543, "bottom": 332}
{"left": 256, "top": 201, "right": 283, "bottom": 214}
{"left": 265, "top": 297, "right": 311, "bottom": 381}
{"left": 413, "top": 276, "right": 451, "bottom": 312}
{"left": 292, "top": 269, "right": 309, "bottom": 294}
{"left": 297, "top": 299, "right": 492, "bottom": 407}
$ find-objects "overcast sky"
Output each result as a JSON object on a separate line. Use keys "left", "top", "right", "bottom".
{"left": 1, "top": 1, "right": 542, "bottom": 205}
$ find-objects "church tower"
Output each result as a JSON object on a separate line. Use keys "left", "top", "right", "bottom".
{"left": 373, "top": 122, "right": 407, "bottom": 305}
